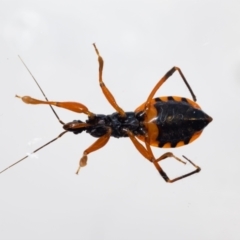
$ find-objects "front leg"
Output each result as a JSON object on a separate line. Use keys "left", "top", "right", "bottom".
{"left": 76, "top": 128, "right": 112, "bottom": 174}
{"left": 16, "top": 95, "right": 94, "bottom": 117}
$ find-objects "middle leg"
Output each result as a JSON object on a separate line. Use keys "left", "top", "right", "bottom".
{"left": 75, "top": 128, "right": 112, "bottom": 174}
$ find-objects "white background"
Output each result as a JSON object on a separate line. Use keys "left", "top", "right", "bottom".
{"left": 0, "top": 1, "right": 240, "bottom": 240}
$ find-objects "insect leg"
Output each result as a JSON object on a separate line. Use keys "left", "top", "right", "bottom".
{"left": 16, "top": 95, "right": 94, "bottom": 117}
{"left": 93, "top": 43, "right": 126, "bottom": 117}
{"left": 153, "top": 153, "right": 201, "bottom": 183}
{"left": 75, "top": 128, "right": 112, "bottom": 174}
{"left": 144, "top": 138, "right": 186, "bottom": 165}
{"left": 145, "top": 67, "right": 197, "bottom": 111}
{"left": 126, "top": 130, "right": 153, "bottom": 162}
{"left": 126, "top": 130, "right": 173, "bottom": 182}
{"left": 127, "top": 131, "right": 200, "bottom": 183}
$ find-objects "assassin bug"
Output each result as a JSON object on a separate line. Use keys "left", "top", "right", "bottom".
{"left": 0, "top": 44, "right": 212, "bottom": 183}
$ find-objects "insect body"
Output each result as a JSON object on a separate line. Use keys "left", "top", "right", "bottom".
{"left": 0, "top": 44, "right": 212, "bottom": 183}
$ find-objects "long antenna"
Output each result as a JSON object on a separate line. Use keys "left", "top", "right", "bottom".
{"left": 0, "top": 56, "right": 67, "bottom": 175}
{"left": 18, "top": 56, "right": 64, "bottom": 125}
{"left": 0, "top": 131, "right": 68, "bottom": 174}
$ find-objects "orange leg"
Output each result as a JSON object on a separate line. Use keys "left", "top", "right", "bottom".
{"left": 75, "top": 128, "right": 112, "bottom": 174}
{"left": 153, "top": 153, "right": 201, "bottom": 183}
{"left": 127, "top": 130, "right": 201, "bottom": 183}
{"left": 127, "top": 130, "right": 153, "bottom": 162}
{"left": 145, "top": 67, "right": 197, "bottom": 111}
{"left": 93, "top": 44, "right": 126, "bottom": 117}
{"left": 16, "top": 95, "right": 94, "bottom": 117}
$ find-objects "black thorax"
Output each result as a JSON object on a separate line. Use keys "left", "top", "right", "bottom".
{"left": 64, "top": 112, "right": 146, "bottom": 138}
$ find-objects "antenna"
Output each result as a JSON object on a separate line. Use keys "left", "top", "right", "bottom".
{"left": 0, "top": 131, "right": 68, "bottom": 174}
{"left": 0, "top": 56, "right": 67, "bottom": 174}
{"left": 18, "top": 56, "right": 64, "bottom": 125}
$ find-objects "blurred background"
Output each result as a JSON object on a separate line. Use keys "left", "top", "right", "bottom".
{"left": 0, "top": 1, "right": 240, "bottom": 240}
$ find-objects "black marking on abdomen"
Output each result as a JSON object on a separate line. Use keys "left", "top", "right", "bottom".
{"left": 181, "top": 97, "right": 188, "bottom": 103}
{"left": 154, "top": 99, "right": 209, "bottom": 148}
